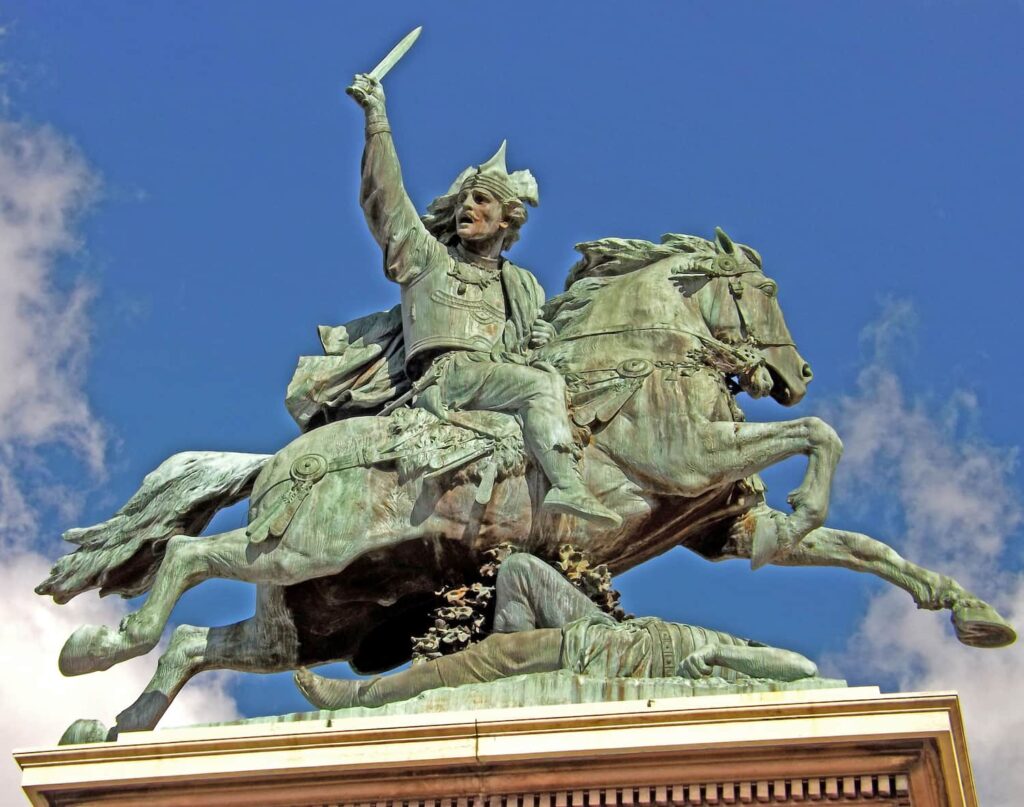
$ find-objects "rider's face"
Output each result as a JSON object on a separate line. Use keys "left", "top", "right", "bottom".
{"left": 455, "top": 187, "right": 508, "bottom": 246}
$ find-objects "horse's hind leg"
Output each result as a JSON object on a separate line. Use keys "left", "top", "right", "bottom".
{"left": 725, "top": 513, "right": 1016, "bottom": 648}
{"left": 60, "top": 527, "right": 317, "bottom": 676}
{"left": 111, "top": 591, "right": 300, "bottom": 737}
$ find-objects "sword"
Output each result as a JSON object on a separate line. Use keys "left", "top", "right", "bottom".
{"left": 347, "top": 26, "right": 422, "bottom": 101}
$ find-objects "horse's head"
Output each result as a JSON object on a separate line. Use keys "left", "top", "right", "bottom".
{"left": 548, "top": 228, "right": 813, "bottom": 406}
{"left": 697, "top": 228, "right": 813, "bottom": 406}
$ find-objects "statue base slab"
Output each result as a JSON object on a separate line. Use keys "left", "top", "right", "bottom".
{"left": 17, "top": 687, "right": 978, "bottom": 806}
{"left": 211, "top": 671, "right": 849, "bottom": 726}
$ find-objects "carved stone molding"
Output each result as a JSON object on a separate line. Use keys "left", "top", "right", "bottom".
{"left": 15, "top": 688, "right": 973, "bottom": 807}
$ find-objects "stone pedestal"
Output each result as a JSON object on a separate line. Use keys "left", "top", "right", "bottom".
{"left": 16, "top": 687, "right": 976, "bottom": 806}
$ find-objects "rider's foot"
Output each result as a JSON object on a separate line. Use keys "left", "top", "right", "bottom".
{"left": 294, "top": 667, "right": 362, "bottom": 710}
{"left": 543, "top": 484, "right": 622, "bottom": 528}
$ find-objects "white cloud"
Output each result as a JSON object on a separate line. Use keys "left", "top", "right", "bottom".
{"left": 4, "top": 551, "right": 240, "bottom": 797}
{"left": 825, "top": 301, "right": 1024, "bottom": 806}
{"left": 0, "top": 120, "right": 106, "bottom": 547}
{"left": 844, "top": 585, "right": 1024, "bottom": 806}
{"left": 0, "top": 118, "right": 240, "bottom": 800}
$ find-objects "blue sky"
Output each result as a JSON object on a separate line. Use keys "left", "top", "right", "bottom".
{"left": 1, "top": 2, "right": 1022, "bottom": 801}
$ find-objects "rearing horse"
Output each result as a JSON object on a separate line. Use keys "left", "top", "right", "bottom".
{"left": 41, "top": 229, "right": 1014, "bottom": 741}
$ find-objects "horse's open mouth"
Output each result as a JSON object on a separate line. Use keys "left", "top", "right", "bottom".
{"left": 769, "top": 374, "right": 806, "bottom": 407}
{"left": 761, "top": 347, "right": 810, "bottom": 407}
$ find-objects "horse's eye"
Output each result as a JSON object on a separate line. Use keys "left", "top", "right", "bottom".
{"left": 758, "top": 281, "right": 777, "bottom": 298}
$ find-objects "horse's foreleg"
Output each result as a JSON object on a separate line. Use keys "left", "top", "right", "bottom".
{"left": 60, "top": 527, "right": 315, "bottom": 676}
{"left": 690, "top": 417, "right": 842, "bottom": 543}
{"left": 725, "top": 514, "right": 1016, "bottom": 648}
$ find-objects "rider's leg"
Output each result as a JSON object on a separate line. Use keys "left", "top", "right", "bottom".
{"left": 440, "top": 355, "right": 621, "bottom": 527}
{"left": 493, "top": 552, "right": 603, "bottom": 632}
{"left": 296, "top": 629, "right": 563, "bottom": 709}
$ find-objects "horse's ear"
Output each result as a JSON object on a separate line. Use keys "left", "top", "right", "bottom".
{"left": 715, "top": 227, "right": 735, "bottom": 254}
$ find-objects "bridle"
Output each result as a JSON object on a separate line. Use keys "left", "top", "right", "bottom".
{"left": 672, "top": 264, "right": 797, "bottom": 350}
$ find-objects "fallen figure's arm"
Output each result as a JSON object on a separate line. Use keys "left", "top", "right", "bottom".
{"left": 677, "top": 640, "right": 818, "bottom": 682}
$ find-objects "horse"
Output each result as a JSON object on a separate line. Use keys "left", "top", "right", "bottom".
{"left": 40, "top": 228, "right": 1015, "bottom": 742}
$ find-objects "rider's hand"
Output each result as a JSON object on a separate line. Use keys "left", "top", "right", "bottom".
{"left": 677, "top": 643, "right": 719, "bottom": 679}
{"left": 347, "top": 73, "right": 386, "bottom": 114}
{"left": 530, "top": 319, "right": 557, "bottom": 348}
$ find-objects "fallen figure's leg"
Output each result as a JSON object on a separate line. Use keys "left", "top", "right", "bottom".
{"left": 295, "top": 622, "right": 819, "bottom": 710}
{"left": 492, "top": 551, "right": 605, "bottom": 631}
{"left": 296, "top": 628, "right": 563, "bottom": 709}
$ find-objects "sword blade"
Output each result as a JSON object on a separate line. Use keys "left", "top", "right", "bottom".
{"left": 368, "top": 26, "right": 422, "bottom": 81}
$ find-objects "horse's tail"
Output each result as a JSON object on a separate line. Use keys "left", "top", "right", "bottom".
{"left": 36, "top": 451, "right": 271, "bottom": 604}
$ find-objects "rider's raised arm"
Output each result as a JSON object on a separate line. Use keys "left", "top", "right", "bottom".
{"left": 349, "top": 74, "right": 445, "bottom": 286}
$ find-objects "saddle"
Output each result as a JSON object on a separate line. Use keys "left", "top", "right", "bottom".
{"left": 247, "top": 362, "right": 655, "bottom": 545}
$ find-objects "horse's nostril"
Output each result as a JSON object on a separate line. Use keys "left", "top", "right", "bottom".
{"left": 801, "top": 363, "right": 814, "bottom": 380}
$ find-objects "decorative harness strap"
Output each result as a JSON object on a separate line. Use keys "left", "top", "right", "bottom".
{"left": 246, "top": 430, "right": 481, "bottom": 544}
{"left": 557, "top": 325, "right": 768, "bottom": 379}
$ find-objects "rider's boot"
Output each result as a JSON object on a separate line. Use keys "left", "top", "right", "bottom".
{"left": 515, "top": 373, "right": 621, "bottom": 528}
{"left": 537, "top": 446, "right": 622, "bottom": 529}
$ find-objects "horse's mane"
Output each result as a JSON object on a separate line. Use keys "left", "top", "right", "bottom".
{"left": 564, "top": 232, "right": 717, "bottom": 289}
{"left": 544, "top": 233, "right": 717, "bottom": 326}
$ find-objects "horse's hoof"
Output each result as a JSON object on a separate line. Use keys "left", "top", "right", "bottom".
{"left": 750, "top": 510, "right": 797, "bottom": 570}
{"left": 59, "top": 624, "right": 128, "bottom": 676}
{"left": 59, "top": 719, "right": 112, "bottom": 745}
{"left": 952, "top": 602, "right": 1017, "bottom": 648}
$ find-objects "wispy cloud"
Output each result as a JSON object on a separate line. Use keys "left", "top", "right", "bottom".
{"left": 824, "top": 300, "right": 1024, "bottom": 805}
{"left": 0, "top": 120, "right": 105, "bottom": 547}
{"left": 0, "top": 116, "right": 239, "bottom": 797}
{"left": 4, "top": 551, "right": 240, "bottom": 793}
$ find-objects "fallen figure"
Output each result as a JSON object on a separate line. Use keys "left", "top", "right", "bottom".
{"left": 295, "top": 553, "right": 819, "bottom": 710}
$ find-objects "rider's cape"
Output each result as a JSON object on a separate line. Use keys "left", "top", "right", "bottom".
{"left": 285, "top": 262, "right": 544, "bottom": 432}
